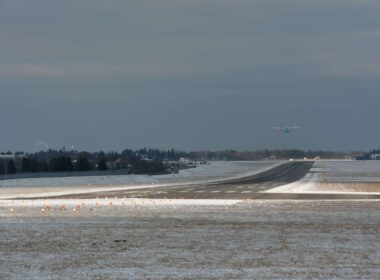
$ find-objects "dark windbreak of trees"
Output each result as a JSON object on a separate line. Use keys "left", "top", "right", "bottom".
{"left": 0, "top": 148, "right": 173, "bottom": 175}
{"left": 0, "top": 147, "right": 368, "bottom": 176}
{"left": 22, "top": 157, "right": 49, "bottom": 172}
{"left": 76, "top": 154, "right": 91, "bottom": 171}
{"left": 0, "top": 160, "right": 17, "bottom": 175}
{"left": 97, "top": 158, "right": 108, "bottom": 171}
{"left": 7, "top": 160, "right": 17, "bottom": 174}
{"left": 49, "top": 156, "right": 74, "bottom": 172}
{"left": 205, "top": 149, "right": 352, "bottom": 161}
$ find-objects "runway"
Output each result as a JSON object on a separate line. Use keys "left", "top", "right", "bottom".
{"left": 55, "top": 161, "right": 316, "bottom": 199}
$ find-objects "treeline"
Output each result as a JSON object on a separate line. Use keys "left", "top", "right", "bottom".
{"left": 196, "top": 149, "right": 356, "bottom": 160}
{"left": 0, "top": 148, "right": 172, "bottom": 175}
{"left": 0, "top": 147, "right": 367, "bottom": 176}
{"left": 356, "top": 149, "right": 380, "bottom": 160}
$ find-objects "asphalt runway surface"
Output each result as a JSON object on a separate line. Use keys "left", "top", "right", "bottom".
{"left": 29, "top": 161, "right": 380, "bottom": 200}
{"left": 52, "top": 161, "right": 323, "bottom": 200}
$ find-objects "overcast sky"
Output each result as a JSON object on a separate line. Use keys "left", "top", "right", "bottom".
{"left": 1, "top": 0, "right": 380, "bottom": 152}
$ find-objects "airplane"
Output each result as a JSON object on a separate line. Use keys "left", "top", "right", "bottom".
{"left": 271, "top": 126, "right": 300, "bottom": 134}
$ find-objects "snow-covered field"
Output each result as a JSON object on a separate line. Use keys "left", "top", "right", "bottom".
{"left": 1, "top": 200, "right": 379, "bottom": 279}
{"left": 2, "top": 161, "right": 380, "bottom": 279}
{"left": 306, "top": 160, "right": 380, "bottom": 183}
{"left": 0, "top": 161, "right": 282, "bottom": 188}
{"left": 267, "top": 160, "right": 380, "bottom": 194}
{"left": 0, "top": 161, "right": 282, "bottom": 199}
{"left": 2, "top": 160, "right": 380, "bottom": 199}
{"left": 0, "top": 198, "right": 241, "bottom": 210}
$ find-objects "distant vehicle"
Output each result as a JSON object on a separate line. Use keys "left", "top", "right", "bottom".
{"left": 271, "top": 126, "right": 300, "bottom": 134}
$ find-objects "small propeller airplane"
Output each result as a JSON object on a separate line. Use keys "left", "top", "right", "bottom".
{"left": 271, "top": 125, "right": 301, "bottom": 134}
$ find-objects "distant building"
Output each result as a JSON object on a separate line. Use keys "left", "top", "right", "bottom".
{"left": 109, "top": 159, "right": 129, "bottom": 170}
{"left": 179, "top": 157, "right": 193, "bottom": 164}
{"left": 371, "top": 154, "right": 380, "bottom": 160}
{"left": 0, "top": 154, "right": 16, "bottom": 159}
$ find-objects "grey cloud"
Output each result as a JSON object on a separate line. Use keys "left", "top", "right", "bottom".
{"left": 1, "top": 0, "right": 380, "bottom": 151}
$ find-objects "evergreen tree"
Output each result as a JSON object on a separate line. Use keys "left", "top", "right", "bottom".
{"left": 7, "top": 160, "right": 17, "bottom": 174}
{"left": 22, "top": 157, "right": 32, "bottom": 172}
{"left": 49, "top": 156, "right": 73, "bottom": 172}
{"left": 76, "top": 155, "right": 91, "bottom": 171}
{"left": 0, "top": 162, "right": 4, "bottom": 175}
{"left": 21, "top": 157, "right": 39, "bottom": 173}
{"left": 97, "top": 158, "right": 108, "bottom": 171}
{"left": 38, "top": 161, "right": 50, "bottom": 172}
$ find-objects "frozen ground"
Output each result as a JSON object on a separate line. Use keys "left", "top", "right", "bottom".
{"left": 1, "top": 200, "right": 380, "bottom": 279}
{"left": 306, "top": 160, "right": 380, "bottom": 183}
{"left": 0, "top": 161, "right": 282, "bottom": 199}
{"left": 267, "top": 160, "right": 380, "bottom": 195}
{"left": 1, "top": 161, "right": 380, "bottom": 279}
{"left": 0, "top": 161, "right": 282, "bottom": 188}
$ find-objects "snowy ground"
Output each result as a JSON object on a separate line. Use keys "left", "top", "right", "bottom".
{"left": 0, "top": 161, "right": 282, "bottom": 199}
{"left": 306, "top": 160, "right": 380, "bottom": 183}
{"left": 266, "top": 160, "right": 380, "bottom": 195}
{"left": 0, "top": 161, "right": 282, "bottom": 188}
{"left": 1, "top": 200, "right": 380, "bottom": 279}
{"left": 1, "top": 161, "right": 380, "bottom": 279}
{"left": 2, "top": 160, "right": 380, "bottom": 199}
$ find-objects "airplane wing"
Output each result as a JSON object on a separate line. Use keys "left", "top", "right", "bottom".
{"left": 290, "top": 126, "right": 301, "bottom": 129}
{"left": 271, "top": 127, "right": 282, "bottom": 129}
